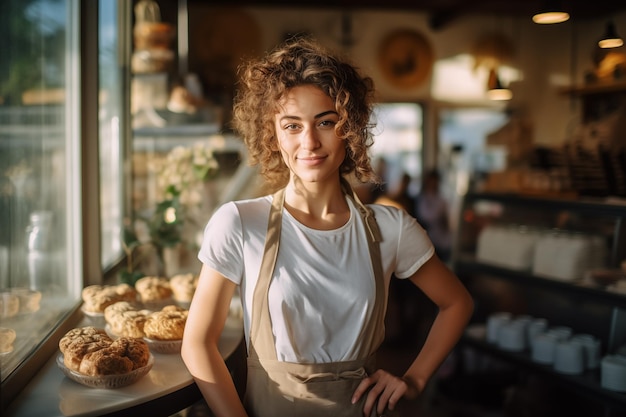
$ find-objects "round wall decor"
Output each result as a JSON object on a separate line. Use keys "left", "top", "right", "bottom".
{"left": 378, "top": 29, "right": 434, "bottom": 89}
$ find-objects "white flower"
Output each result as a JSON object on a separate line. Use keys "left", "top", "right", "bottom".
{"left": 156, "top": 142, "right": 219, "bottom": 203}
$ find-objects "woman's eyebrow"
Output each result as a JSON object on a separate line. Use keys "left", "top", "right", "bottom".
{"left": 278, "top": 110, "right": 338, "bottom": 123}
{"left": 315, "top": 110, "right": 338, "bottom": 118}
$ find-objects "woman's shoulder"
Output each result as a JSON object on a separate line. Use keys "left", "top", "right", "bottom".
{"left": 212, "top": 195, "right": 272, "bottom": 226}
{"left": 217, "top": 194, "right": 270, "bottom": 212}
{"left": 368, "top": 201, "right": 410, "bottom": 221}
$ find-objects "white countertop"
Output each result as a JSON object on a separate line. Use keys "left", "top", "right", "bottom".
{"left": 5, "top": 315, "right": 243, "bottom": 417}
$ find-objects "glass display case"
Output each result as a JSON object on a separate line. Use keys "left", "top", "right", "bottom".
{"left": 450, "top": 192, "right": 626, "bottom": 415}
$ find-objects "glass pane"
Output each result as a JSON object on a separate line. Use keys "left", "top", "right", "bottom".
{"left": 0, "top": 0, "right": 80, "bottom": 382}
{"left": 99, "top": 0, "right": 125, "bottom": 269}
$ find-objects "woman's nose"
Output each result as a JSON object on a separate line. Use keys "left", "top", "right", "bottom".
{"left": 300, "top": 128, "right": 320, "bottom": 150}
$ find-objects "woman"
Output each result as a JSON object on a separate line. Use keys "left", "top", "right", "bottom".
{"left": 181, "top": 37, "right": 474, "bottom": 417}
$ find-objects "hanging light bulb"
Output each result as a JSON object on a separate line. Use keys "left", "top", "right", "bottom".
{"left": 487, "top": 68, "right": 512, "bottom": 101}
{"left": 599, "top": 21, "right": 624, "bottom": 49}
{"left": 532, "top": 0, "right": 570, "bottom": 24}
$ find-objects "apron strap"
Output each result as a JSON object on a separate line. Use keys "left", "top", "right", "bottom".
{"left": 249, "top": 187, "right": 285, "bottom": 360}
{"left": 340, "top": 177, "right": 386, "bottom": 356}
{"left": 249, "top": 179, "right": 386, "bottom": 361}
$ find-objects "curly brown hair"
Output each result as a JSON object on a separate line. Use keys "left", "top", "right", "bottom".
{"left": 232, "top": 36, "right": 380, "bottom": 190}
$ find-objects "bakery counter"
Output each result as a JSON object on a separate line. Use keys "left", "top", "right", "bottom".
{"left": 5, "top": 315, "right": 244, "bottom": 417}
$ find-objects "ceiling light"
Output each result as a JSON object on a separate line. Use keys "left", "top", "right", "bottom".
{"left": 599, "top": 21, "right": 624, "bottom": 49}
{"left": 487, "top": 68, "right": 512, "bottom": 101}
{"left": 532, "top": 1, "right": 570, "bottom": 24}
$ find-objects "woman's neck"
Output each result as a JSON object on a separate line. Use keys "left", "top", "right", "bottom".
{"left": 283, "top": 179, "right": 350, "bottom": 230}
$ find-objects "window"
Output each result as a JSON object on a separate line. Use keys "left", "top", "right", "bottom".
{"left": 0, "top": 0, "right": 127, "bottom": 407}
{"left": 0, "top": 0, "right": 83, "bottom": 396}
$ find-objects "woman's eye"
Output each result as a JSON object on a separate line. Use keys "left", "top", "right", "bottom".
{"left": 284, "top": 123, "right": 300, "bottom": 130}
{"left": 318, "top": 120, "right": 336, "bottom": 128}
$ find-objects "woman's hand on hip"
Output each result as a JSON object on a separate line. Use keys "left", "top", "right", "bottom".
{"left": 351, "top": 368, "right": 419, "bottom": 416}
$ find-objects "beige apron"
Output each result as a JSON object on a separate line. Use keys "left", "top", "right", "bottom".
{"left": 243, "top": 181, "right": 398, "bottom": 417}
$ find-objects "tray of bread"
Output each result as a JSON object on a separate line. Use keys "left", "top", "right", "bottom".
{"left": 58, "top": 326, "right": 153, "bottom": 388}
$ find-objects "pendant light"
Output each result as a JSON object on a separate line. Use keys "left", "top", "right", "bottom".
{"left": 487, "top": 68, "right": 512, "bottom": 101}
{"left": 532, "top": 0, "right": 570, "bottom": 24}
{"left": 598, "top": 21, "right": 624, "bottom": 49}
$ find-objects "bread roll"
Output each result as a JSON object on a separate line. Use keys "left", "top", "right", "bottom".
{"left": 104, "top": 301, "right": 151, "bottom": 338}
{"left": 79, "top": 347, "right": 134, "bottom": 376}
{"left": 144, "top": 305, "right": 188, "bottom": 340}
{"left": 0, "top": 292, "right": 19, "bottom": 318}
{"left": 170, "top": 273, "right": 198, "bottom": 303}
{"left": 82, "top": 284, "right": 138, "bottom": 313}
{"left": 135, "top": 276, "right": 172, "bottom": 303}
{"left": 0, "top": 327, "right": 16, "bottom": 353}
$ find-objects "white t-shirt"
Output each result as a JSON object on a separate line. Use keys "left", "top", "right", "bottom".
{"left": 198, "top": 195, "right": 434, "bottom": 363}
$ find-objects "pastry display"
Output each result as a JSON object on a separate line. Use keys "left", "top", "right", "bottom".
{"left": 143, "top": 305, "right": 188, "bottom": 341}
{"left": 0, "top": 327, "right": 16, "bottom": 354}
{"left": 170, "top": 273, "right": 198, "bottom": 303}
{"left": 135, "top": 276, "right": 172, "bottom": 304}
{"left": 104, "top": 301, "right": 152, "bottom": 338}
{"left": 81, "top": 284, "right": 138, "bottom": 314}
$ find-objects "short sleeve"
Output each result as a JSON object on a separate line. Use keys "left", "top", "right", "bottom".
{"left": 197, "top": 201, "right": 244, "bottom": 284}
{"left": 372, "top": 204, "right": 435, "bottom": 279}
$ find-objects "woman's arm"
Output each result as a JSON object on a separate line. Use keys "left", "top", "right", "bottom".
{"left": 353, "top": 254, "right": 474, "bottom": 415}
{"left": 181, "top": 264, "right": 249, "bottom": 417}
{"left": 401, "top": 254, "right": 474, "bottom": 393}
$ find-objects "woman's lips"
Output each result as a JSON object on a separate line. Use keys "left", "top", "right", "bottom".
{"left": 298, "top": 155, "right": 326, "bottom": 165}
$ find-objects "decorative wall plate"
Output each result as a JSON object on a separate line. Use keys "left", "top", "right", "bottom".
{"left": 378, "top": 29, "right": 434, "bottom": 89}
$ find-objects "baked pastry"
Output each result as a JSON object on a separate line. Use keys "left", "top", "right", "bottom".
{"left": 109, "top": 337, "right": 150, "bottom": 369}
{"left": 60, "top": 329, "right": 113, "bottom": 372}
{"left": 59, "top": 326, "right": 150, "bottom": 376}
{"left": 104, "top": 301, "right": 151, "bottom": 338}
{"left": 170, "top": 273, "right": 198, "bottom": 303}
{"left": 144, "top": 305, "right": 188, "bottom": 340}
{"left": 0, "top": 327, "right": 16, "bottom": 353}
{"left": 81, "top": 284, "right": 138, "bottom": 314}
{"left": 13, "top": 288, "right": 42, "bottom": 313}
{"left": 59, "top": 326, "right": 110, "bottom": 352}
{"left": 0, "top": 292, "right": 19, "bottom": 318}
{"left": 78, "top": 337, "right": 150, "bottom": 375}
{"left": 135, "top": 276, "right": 172, "bottom": 303}
{"left": 79, "top": 346, "right": 134, "bottom": 376}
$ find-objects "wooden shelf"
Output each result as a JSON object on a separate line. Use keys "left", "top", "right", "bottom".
{"left": 559, "top": 81, "right": 626, "bottom": 96}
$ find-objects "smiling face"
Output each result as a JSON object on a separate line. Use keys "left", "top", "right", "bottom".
{"left": 274, "top": 85, "right": 346, "bottom": 186}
